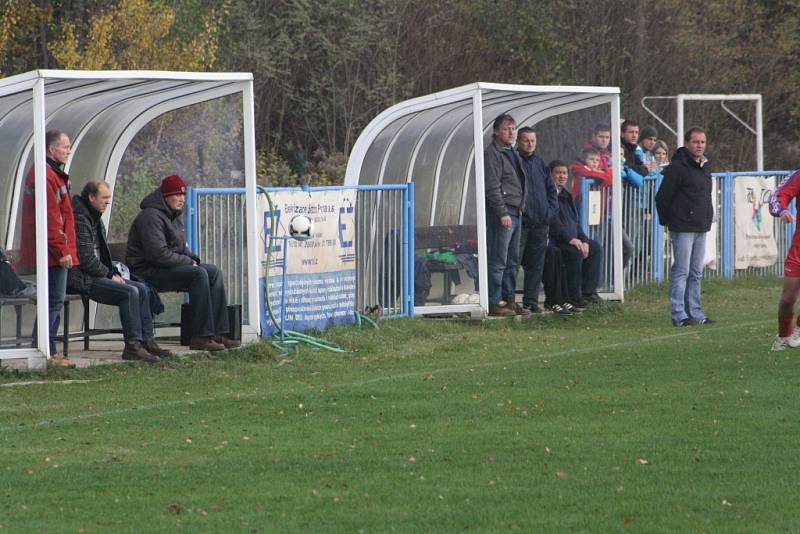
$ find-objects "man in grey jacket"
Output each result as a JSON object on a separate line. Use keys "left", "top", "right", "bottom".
{"left": 484, "top": 113, "right": 528, "bottom": 317}
{"left": 127, "top": 175, "right": 240, "bottom": 352}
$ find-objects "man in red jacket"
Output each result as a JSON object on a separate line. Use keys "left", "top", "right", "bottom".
{"left": 20, "top": 130, "right": 79, "bottom": 366}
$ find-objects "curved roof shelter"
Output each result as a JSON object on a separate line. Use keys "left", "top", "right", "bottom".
{"left": 346, "top": 82, "right": 624, "bottom": 316}
{"left": 0, "top": 70, "right": 261, "bottom": 366}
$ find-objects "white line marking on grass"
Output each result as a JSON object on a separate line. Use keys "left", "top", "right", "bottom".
{"left": 0, "top": 319, "right": 772, "bottom": 433}
{"left": 327, "top": 319, "right": 773, "bottom": 388}
{"left": 1, "top": 379, "right": 101, "bottom": 388}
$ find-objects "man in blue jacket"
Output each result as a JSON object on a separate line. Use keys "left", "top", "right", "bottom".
{"left": 516, "top": 127, "right": 558, "bottom": 312}
{"left": 548, "top": 160, "right": 603, "bottom": 308}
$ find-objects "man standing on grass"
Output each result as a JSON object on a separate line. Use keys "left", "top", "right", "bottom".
{"left": 483, "top": 113, "right": 529, "bottom": 317}
{"left": 655, "top": 127, "right": 715, "bottom": 327}
{"left": 516, "top": 126, "right": 558, "bottom": 313}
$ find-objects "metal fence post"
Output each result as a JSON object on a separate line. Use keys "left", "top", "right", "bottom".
{"left": 406, "top": 182, "right": 415, "bottom": 317}
{"left": 651, "top": 174, "right": 664, "bottom": 282}
{"left": 721, "top": 173, "right": 734, "bottom": 279}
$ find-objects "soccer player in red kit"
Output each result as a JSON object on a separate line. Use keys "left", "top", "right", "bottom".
{"left": 769, "top": 169, "right": 800, "bottom": 350}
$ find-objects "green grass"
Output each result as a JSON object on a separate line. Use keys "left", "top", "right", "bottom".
{"left": 1, "top": 276, "right": 797, "bottom": 532}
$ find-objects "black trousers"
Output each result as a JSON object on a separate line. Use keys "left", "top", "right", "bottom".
{"left": 557, "top": 238, "right": 603, "bottom": 303}
{"left": 141, "top": 263, "right": 230, "bottom": 338}
{"left": 519, "top": 223, "right": 549, "bottom": 308}
{"left": 541, "top": 246, "right": 570, "bottom": 307}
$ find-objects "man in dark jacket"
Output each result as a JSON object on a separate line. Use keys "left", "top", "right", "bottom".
{"left": 484, "top": 113, "right": 528, "bottom": 317}
{"left": 516, "top": 126, "right": 558, "bottom": 312}
{"left": 548, "top": 161, "right": 603, "bottom": 308}
{"left": 127, "top": 175, "right": 240, "bottom": 351}
{"left": 655, "top": 127, "right": 714, "bottom": 326}
{"left": 67, "top": 181, "right": 171, "bottom": 363}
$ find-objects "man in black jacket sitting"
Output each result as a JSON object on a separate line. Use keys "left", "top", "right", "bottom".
{"left": 67, "top": 181, "right": 172, "bottom": 363}
{"left": 126, "top": 175, "right": 239, "bottom": 352}
{"left": 548, "top": 161, "right": 603, "bottom": 309}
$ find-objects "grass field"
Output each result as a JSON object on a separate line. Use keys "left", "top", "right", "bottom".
{"left": 1, "top": 276, "right": 797, "bottom": 532}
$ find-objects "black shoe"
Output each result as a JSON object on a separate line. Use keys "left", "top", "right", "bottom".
{"left": 121, "top": 342, "right": 160, "bottom": 363}
{"left": 561, "top": 302, "right": 582, "bottom": 313}
{"left": 584, "top": 293, "right": 602, "bottom": 304}
{"left": 142, "top": 339, "right": 174, "bottom": 358}
{"left": 693, "top": 317, "right": 715, "bottom": 325}
{"left": 547, "top": 303, "right": 573, "bottom": 315}
{"left": 674, "top": 318, "right": 692, "bottom": 327}
{"left": 569, "top": 300, "right": 587, "bottom": 310}
{"left": 523, "top": 304, "right": 543, "bottom": 314}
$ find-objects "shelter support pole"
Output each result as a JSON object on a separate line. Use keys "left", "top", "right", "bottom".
{"left": 676, "top": 96, "right": 685, "bottom": 148}
{"left": 471, "top": 91, "right": 488, "bottom": 316}
{"left": 610, "top": 95, "right": 624, "bottom": 301}
{"left": 31, "top": 78, "right": 48, "bottom": 369}
{"left": 243, "top": 80, "right": 261, "bottom": 336}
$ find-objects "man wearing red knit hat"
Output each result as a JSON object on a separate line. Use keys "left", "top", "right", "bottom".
{"left": 126, "top": 175, "right": 240, "bottom": 352}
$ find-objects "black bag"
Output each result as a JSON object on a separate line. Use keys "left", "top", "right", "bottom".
{"left": 180, "top": 303, "right": 242, "bottom": 346}
{"left": 0, "top": 247, "right": 33, "bottom": 298}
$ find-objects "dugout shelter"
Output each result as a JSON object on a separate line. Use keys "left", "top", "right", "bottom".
{"left": 345, "top": 82, "right": 624, "bottom": 317}
{"left": 0, "top": 70, "right": 261, "bottom": 369}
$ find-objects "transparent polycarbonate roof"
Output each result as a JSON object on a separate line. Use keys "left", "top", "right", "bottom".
{"left": 0, "top": 70, "right": 253, "bottom": 247}
{"left": 345, "top": 83, "right": 620, "bottom": 227}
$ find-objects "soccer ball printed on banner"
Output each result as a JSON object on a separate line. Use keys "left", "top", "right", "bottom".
{"left": 288, "top": 214, "right": 313, "bottom": 241}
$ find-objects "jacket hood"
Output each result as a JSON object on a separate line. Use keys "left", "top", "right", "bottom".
{"left": 672, "top": 146, "right": 710, "bottom": 169}
{"left": 140, "top": 188, "right": 179, "bottom": 219}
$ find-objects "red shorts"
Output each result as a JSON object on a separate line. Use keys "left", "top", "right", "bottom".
{"left": 785, "top": 244, "right": 800, "bottom": 276}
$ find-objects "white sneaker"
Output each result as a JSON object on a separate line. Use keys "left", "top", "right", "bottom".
{"left": 788, "top": 327, "right": 800, "bottom": 348}
{"left": 772, "top": 335, "right": 790, "bottom": 352}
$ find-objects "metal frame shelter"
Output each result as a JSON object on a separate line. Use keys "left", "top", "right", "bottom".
{"left": 0, "top": 70, "right": 261, "bottom": 369}
{"left": 641, "top": 94, "right": 764, "bottom": 171}
{"left": 345, "top": 82, "right": 624, "bottom": 317}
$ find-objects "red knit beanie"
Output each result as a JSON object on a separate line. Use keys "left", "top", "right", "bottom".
{"left": 161, "top": 174, "right": 187, "bottom": 197}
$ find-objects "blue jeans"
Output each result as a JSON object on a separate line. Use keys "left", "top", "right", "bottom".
{"left": 32, "top": 266, "right": 67, "bottom": 354}
{"left": 669, "top": 231, "right": 707, "bottom": 324}
{"left": 487, "top": 213, "right": 522, "bottom": 306}
{"left": 87, "top": 278, "right": 154, "bottom": 343}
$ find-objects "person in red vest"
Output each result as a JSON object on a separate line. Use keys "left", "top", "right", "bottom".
{"left": 20, "top": 130, "right": 79, "bottom": 367}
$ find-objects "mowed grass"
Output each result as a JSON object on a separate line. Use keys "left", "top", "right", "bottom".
{"left": 1, "top": 276, "right": 798, "bottom": 532}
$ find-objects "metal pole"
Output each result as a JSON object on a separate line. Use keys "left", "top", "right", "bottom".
{"left": 676, "top": 96, "right": 685, "bottom": 148}
{"left": 472, "top": 91, "right": 488, "bottom": 315}
{"left": 243, "top": 80, "right": 261, "bottom": 336}
{"left": 32, "top": 78, "right": 50, "bottom": 365}
{"left": 756, "top": 96, "right": 764, "bottom": 171}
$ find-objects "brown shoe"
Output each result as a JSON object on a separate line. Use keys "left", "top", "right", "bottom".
{"left": 507, "top": 301, "right": 531, "bottom": 316}
{"left": 214, "top": 335, "right": 241, "bottom": 349}
{"left": 49, "top": 353, "right": 76, "bottom": 368}
{"left": 122, "top": 342, "right": 160, "bottom": 363}
{"left": 142, "top": 339, "right": 174, "bottom": 358}
{"left": 489, "top": 302, "right": 515, "bottom": 317}
{"left": 189, "top": 336, "right": 225, "bottom": 352}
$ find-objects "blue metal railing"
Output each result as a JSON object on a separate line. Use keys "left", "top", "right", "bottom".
{"left": 185, "top": 184, "right": 415, "bottom": 324}
{"left": 578, "top": 170, "right": 794, "bottom": 287}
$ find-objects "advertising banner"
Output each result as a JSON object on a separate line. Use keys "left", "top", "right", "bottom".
{"left": 734, "top": 176, "right": 778, "bottom": 268}
{"left": 259, "top": 190, "right": 357, "bottom": 335}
